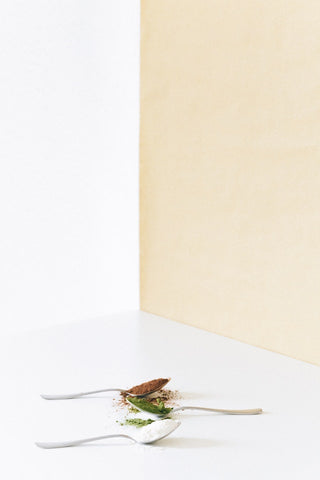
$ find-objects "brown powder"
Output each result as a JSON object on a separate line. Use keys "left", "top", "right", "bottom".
{"left": 126, "top": 378, "right": 170, "bottom": 396}
{"left": 146, "top": 389, "right": 181, "bottom": 405}
{"left": 115, "top": 388, "right": 181, "bottom": 411}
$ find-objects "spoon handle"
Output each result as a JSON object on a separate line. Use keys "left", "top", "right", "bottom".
{"left": 172, "top": 406, "right": 263, "bottom": 415}
{"left": 36, "top": 434, "right": 133, "bottom": 449}
{"left": 40, "top": 388, "right": 125, "bottom": 400}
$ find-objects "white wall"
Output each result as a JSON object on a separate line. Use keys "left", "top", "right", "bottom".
{"left": 0, "top": 0, "right": 140, "bottom": 334}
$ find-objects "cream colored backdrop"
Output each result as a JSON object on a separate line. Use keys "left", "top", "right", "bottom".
{"left": 140, "top": 0, "right": 320, "bottom": 365}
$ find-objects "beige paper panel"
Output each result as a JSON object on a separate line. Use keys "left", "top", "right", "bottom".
{"left": 140, "top": 0, "right": 320, "bottom": 364}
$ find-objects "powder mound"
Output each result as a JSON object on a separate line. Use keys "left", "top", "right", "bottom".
{"left": 135, "top": 419, "right": 180, "bottom": 444}
{"left": 126, "top": 378, "right": 169, "bottom": 396}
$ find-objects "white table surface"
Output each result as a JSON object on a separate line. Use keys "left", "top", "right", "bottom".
{"left": 1, "top": 310, "right": 319, "bottom": 479}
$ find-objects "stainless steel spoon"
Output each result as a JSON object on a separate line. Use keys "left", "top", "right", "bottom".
{"left": 41, "top": 378, "right": 171, "bottom": 400}
{"left": 35, "top": 420, "right": 180, "bottom": 448}
{"left": 127, "top": 399, "right": 263, "bottom": 418}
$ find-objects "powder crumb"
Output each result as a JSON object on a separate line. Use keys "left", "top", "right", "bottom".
{"left": 147, "top": 389, "right": 182, "bottom": 406}
{"left": 122, "top": 418, "right": 154, "bottom": 428}
{"left": 114, "top": 389, "right": 181, "bottom": 411}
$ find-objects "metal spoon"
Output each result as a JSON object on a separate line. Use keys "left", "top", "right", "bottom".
{"left": 35, "top": 420, "right": 181, "bottom": 449}
{"left": 127, "top": 398, "right": 263, "bottom": 418}
{"left": 41, "top": 378, "right": 171, "bottom": 400}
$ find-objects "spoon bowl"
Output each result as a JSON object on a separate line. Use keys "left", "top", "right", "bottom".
{"left": 127, "top": 377, "right": 171, "bottom": 397}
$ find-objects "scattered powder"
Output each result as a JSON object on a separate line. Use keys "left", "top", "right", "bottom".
{"left": 111, "top": 380, "right": 182, "bottom": 431}
{"left": 114, "top": 389, "right": 181, "bottom": 411}
{"left": 119, "top": 418, "right": 154, "bottom": 428}
{"left": 147, "top": 389, "right": 181, "bottom": 406}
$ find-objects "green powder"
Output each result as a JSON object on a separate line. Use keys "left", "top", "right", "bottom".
{"left": 128, "top": 406, "right": 139, "bottom": 414}
{"left": 123, "top": 418, "right": 154, "bottom": 428}
{"left": 128, "top": 397, "right": 173, "bottom": 415}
